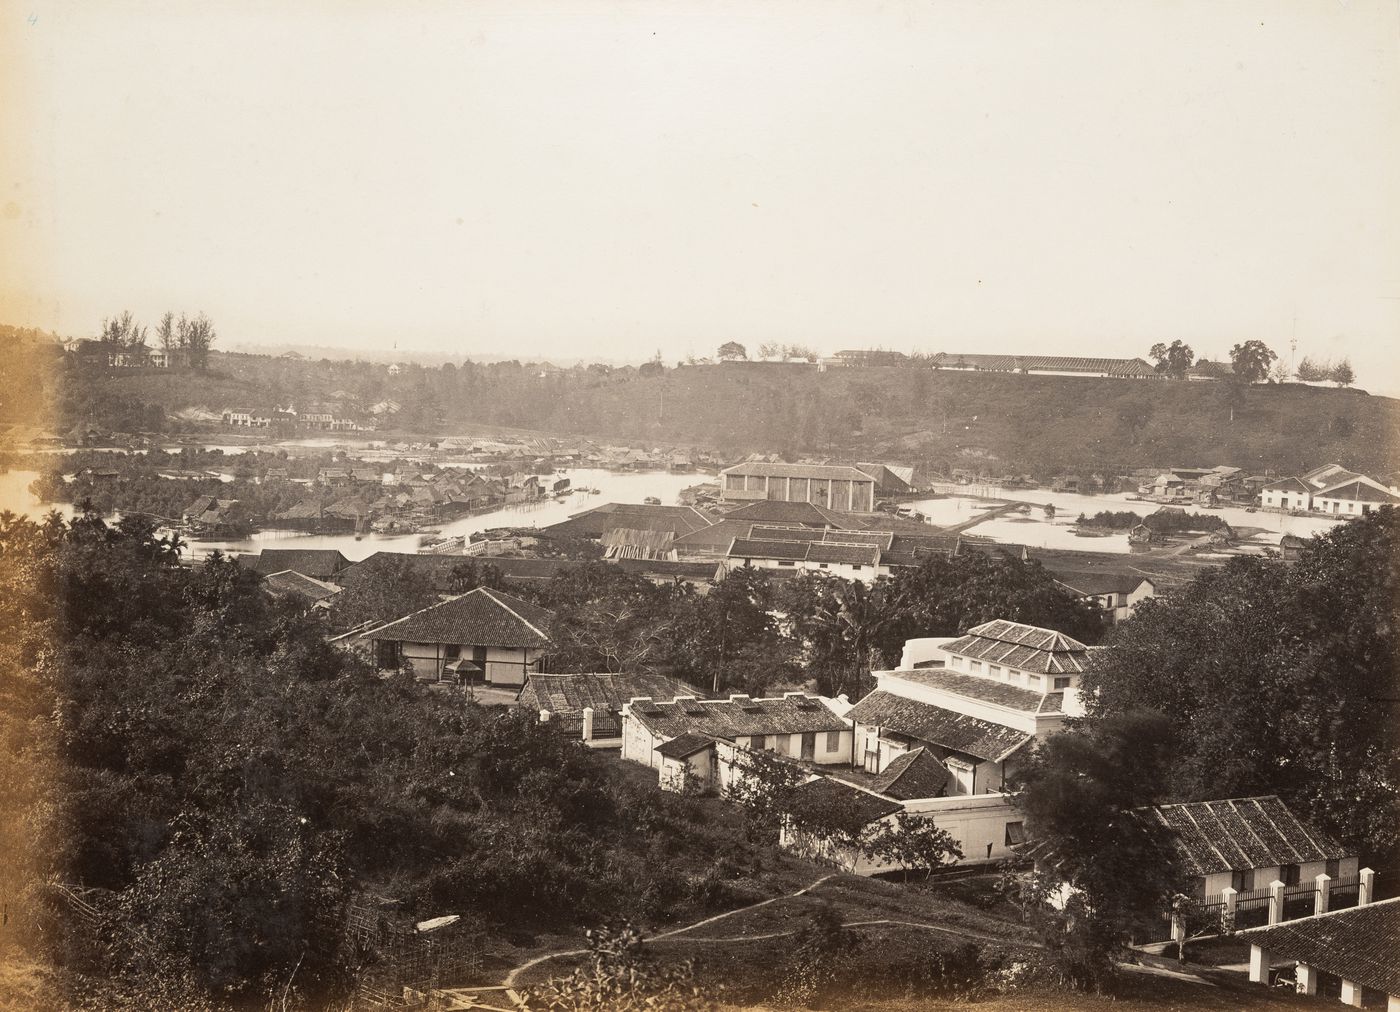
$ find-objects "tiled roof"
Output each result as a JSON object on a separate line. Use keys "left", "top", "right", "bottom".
{"left": 517, "top": 672, "right": 699, "bottom": 727}
{"left": 869, "top": 747, "right": 952, "bottom": 800}
{"left": 928, "top": 353, "right": 1158, "bottom": 377}
{"left": 371, "top": 587, "right": 555, "bottom": 648}
{"left": 247, "top": 548, "right": 349, "bottom": 580}
{"left": 941, "top": 620, "right": 1089, "bottom": 674}
{"left": 1052, "top": 571, "right": 1155, "bottom": 596}
{"left": 1236, "top": 898, "right": 1400, "bottom": 996}
{"left": 745, "top": 525, "right": 893, "bottom": 549}
{"left": 337, "top": 552, "right": 473, "bottom": 592}
{"left": 793, "top": 776, "right": 902, "bottom": 825}
{"left": 1262, "top": 477, "right": 1313, "bottom": 493}
{"left": 1141, "top": 796, "right": 1349, "bottom": 876}
{"left": 846, "top": 690, "right": 1032, "bottom": 762}
{"left": 262, "top": 569, "right": 341, "bottom": 601}
{"left": 655, "top": 732, "right": 716, "bottom": 760}
{"left": 722, "top": 461, "right": 878, "bottom": 481}
{"left": 806, "top": 543, "right": 881, "bottom": 566}
{"left": 1313, "top": 479, "right": 1400, "bottom": 504}
{"left": 885, "top": 669, "right": 1057, "bottom": 713}
{"left": 627, "top": 693, "right": 847, "bottom": 740}
{"left": 726, "top": 537, "right": 881, "bottom": 567}
{"left": 274, "top": 500, "right": 324, "bottom": 521}
{"left": 1300, "top": 463, "right": 1356, "bottom": 487}
{"left": 718, "top": 500, "right": 859, "bottom": 528}
{"left": 729, "top": 538, "right": 809, "bottom": 561}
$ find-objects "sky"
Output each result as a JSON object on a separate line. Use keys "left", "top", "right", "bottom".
{"left": 3, "top": 1, "right": 1399, "bottom": 392}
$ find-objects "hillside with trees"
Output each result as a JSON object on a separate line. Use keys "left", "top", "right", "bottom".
{"left": 16, "top": 341, "right": 1400, "bottom": 478}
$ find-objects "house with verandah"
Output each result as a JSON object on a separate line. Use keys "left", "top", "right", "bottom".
{"left": 368, "top": 587, "right": 555, "bottom": 689}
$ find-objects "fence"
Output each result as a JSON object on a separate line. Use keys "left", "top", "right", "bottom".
{"left": 347, "top": 899, "right": 482, "bottom": 1011}
{"left": 1172, "top": 870, "right": 1377, "bottom": 945}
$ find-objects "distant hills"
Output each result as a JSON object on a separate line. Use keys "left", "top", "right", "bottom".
{"left": 9, "top": 341, "right": 1399, "bottom": 480}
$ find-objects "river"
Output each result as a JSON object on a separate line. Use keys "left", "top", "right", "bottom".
{"left": 185, "top": 468, "right": 704, "bottom": 561}
{"left": 0, "top": 469, "right": 78, "bottom": 520}
{"left": 906, "top": 487, "right": 1346, "bottom": 553}
{"left": 3, "top": 460, "right": 1350, "bottom": 563}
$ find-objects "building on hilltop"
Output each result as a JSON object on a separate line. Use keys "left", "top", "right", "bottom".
{"left": 824, "top": 349, "right": 911, "bottom": 368}
{"left": 928, "top": 353, "right": 1160, "bottom": 378}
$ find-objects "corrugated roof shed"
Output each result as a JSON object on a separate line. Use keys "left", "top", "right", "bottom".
{"left": 600, "top": 527, "right": 676, "bottom": 560}
{"left": 371, "top": 587, "right": 555, "bottom": 648}
{"left": 846, "top": 690, "right": 1032, "bottom": 762}
{"left": 1236, "top": 898, "right": 1400, "bottom": 996}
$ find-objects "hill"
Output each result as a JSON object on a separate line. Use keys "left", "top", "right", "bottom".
{"left": 10, "top": 340, "right": 1400, "bottom": 478}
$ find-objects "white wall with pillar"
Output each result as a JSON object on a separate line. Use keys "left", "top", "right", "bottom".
{"left": 1246, "top": 866, "right": 1388, "bottom": 1005}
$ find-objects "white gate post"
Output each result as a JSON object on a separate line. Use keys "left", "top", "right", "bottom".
{"left": 1220, "top": 887, "right": 1238, "bottom": 934}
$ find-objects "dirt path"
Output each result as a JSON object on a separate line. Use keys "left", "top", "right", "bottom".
{"left": 435, "top": 884, "right": 1228, "bottom": 1011}
{"left": 498, "top": 873, "right": 837, "bottom": 990}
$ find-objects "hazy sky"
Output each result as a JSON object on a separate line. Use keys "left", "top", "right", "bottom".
{"left": 4, "top": 1, "right": 1399, "bottom": 391}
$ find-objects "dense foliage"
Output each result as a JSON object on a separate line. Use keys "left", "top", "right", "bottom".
{"left": 1082, "top": 507, "right": 1400, "bottom": 866}
{"left": 0, "top": 510, "right": 794, "bottom": 1009}
{"left": 1075, "top": 509, "right": 1228, "bottom": 533}
{"left": 481, "top": 554, "right": 1104, "bottom": 698}
{"left": 1008, "top": 713, "right": 1186, "bottom": 991}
